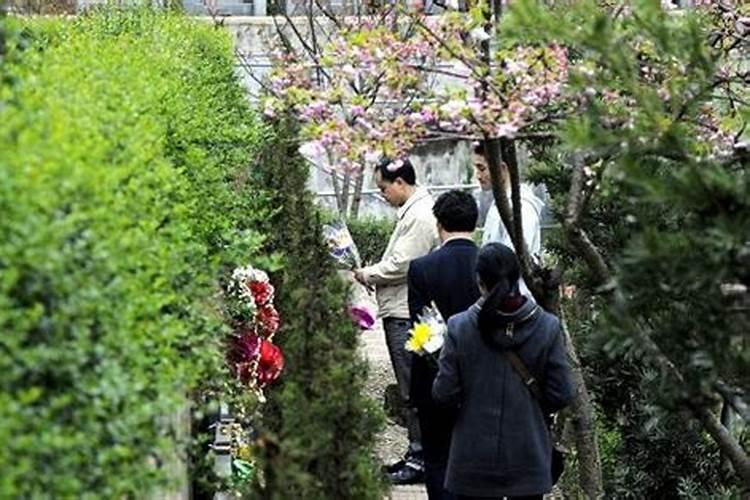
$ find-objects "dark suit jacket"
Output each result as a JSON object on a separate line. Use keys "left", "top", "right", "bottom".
{"left": 407, "top": 238, "right": 481, "bottom": 459}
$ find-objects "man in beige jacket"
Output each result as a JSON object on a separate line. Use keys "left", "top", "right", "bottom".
{"left": 355, "top": 157, "right": 439, "bottom": 484}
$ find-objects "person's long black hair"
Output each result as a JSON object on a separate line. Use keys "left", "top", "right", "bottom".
{"left": 476, "top": 243, "right": 522, "bottom": 342}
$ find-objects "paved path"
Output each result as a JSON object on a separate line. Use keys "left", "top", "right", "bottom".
{"left": 359, "top": 304, "right": 429, "bottom": 500}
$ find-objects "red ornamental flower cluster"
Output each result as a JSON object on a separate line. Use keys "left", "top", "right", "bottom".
{"left": 257, "top": 304, "right": 280, "bottom": 337}
{"left": 248, "top": 279, "right": 274, "bottom": 307}
{"left": 227, "top": 266, "right": 285, "bottom": 389}
{"left": 247, "top": 277, "right": 280, "bottom": 337}
{"left": 230, "top": 331, "right": 285, "bottom": 387}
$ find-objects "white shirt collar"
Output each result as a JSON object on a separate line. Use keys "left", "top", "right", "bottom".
{"left": 441, "top": 235, "right": 475, "bottom": 246}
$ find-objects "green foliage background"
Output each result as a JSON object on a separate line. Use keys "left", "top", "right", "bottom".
{"left": 0, "top": 10, "right": 270, "bottom": 497}
{"left": 348, "top": 216, "right": 395, "bottom": 266}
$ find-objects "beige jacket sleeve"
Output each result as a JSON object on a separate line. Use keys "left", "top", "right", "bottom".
{"left": 361, "top": 213, "right": 437, "bottom": 286}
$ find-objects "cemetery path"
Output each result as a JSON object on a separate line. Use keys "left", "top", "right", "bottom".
{"left": 361, "top": 317, "right": 429, "bottom": 500}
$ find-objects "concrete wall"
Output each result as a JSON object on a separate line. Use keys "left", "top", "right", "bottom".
{"left": 312, "top": 139, "right": 478, "bottom": 219}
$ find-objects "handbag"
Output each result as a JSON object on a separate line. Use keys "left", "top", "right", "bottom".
{"left": 505, "top": 347, "right": 566, "bottom": 485}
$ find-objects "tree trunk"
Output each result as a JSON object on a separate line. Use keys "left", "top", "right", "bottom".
{"left": 720, "top": 399, "right": 733, "bottom": 476}
{"left": 341, "top": 168, "right": 351, "bottom": 218}
{"left": 696, "top": 404, "right": 750, "bottom": 485}
{"left": 632, "top": 323, "right": 750, "bottom": 488}
{"left": 563, "top": 148, "right": 750, "bottom": 489}
{"left": 349, "top": 163, "right": 365, "bottom": 220}
{"left": 330, "top": 171, "right": 345, "bottom": 217}
{"left": 561, "top": 314, "right": 605, "bottom": 499}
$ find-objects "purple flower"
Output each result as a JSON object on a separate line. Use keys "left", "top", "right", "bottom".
{"left": 349, "top": 304, "right": 376, "bottom": 330}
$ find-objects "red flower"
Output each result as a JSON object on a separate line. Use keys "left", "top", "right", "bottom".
{"left": 257, "top": 304, "right": 280, "bottom": 336}
{"left": 257, "top": 339, "right": 284, "bottom": 386}
{"left": 227, "top": 333, "right": 284, "bottom": 387}
{"left": 248, "top": 280, "right": 274, "bottom": 306}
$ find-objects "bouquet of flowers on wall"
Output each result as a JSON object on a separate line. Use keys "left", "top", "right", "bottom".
{"left": 323, "top": 220, "right": 376, "bottom": 331}
{"left": 226, "top": 265, "right": 285, "bottom": 401}
{"left": 405, "top": 303, "right": 446, "bottom": 364}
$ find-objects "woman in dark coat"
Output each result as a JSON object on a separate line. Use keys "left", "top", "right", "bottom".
{"left": 432, "top": 243, "right": 574, "bottom": 500}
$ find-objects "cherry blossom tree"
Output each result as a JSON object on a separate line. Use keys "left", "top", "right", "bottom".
{"left": 255, "top": 0, "right": 749, "bottom": 495}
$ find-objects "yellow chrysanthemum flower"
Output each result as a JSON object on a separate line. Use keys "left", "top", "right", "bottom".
{"left": 236, "top": 444, "right": 253, "bottom": 461}
{"left": 405, "top": 322, "right": 433, "bottom": 353}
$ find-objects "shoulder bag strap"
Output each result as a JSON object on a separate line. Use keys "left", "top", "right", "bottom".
{"left": 505, "top": 350, "right": 543, "bottom": 400}
{"left": 502, "top": 305, "right": 543, "bottom": 401}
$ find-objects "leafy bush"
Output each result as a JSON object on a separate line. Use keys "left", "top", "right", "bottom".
{"left": 0, "top": 10, "right": 269, "bottom": 497}
{"left": 247, "top": 121, "right": 386, "bottom": 499}
{"left": 348, "top": 216, "right": 395, "bottom": 266}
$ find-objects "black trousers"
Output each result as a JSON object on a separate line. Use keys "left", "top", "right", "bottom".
{"left": 417, "top": 404, "right": 456, "bottom": 500}
{"left": 383, "top": 317, "right": 422, "bottom": 455}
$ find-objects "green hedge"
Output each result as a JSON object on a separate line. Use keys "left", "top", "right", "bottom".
{"left": 0, "top": 10, "right": 269, "bottom": 497}
{"left": 348, "top": 216, "right": 395, "bottom": 266}
{"left": 248, "top": 122, "right": 386, "bottom": 499}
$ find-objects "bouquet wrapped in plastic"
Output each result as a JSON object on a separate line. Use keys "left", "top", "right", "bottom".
{"left": 405, "top": 303, "right": 446, "bottom": 362}
{"left": 322, "top": 220, "right": 362, "bottom": 270}
{"left": 323, "top": 219, "right": 376, "bottom": 331}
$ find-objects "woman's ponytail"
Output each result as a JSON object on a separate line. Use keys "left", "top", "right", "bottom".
{"left": 476, "top": 243, "right": 521, "bottom": 343}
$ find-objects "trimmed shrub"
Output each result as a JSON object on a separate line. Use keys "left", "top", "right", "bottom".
{"left": 0, "top": 10, "right": 268, "bottom": 497}
{"left": 348, "top": 216, "right": 395, "bottom": 266}
{"left": 248, "top": 121, "right": 386, "bottom": 499}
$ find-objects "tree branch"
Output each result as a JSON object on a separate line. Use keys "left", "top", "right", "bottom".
{"left": 413, "top": 17, "right": 506, "bottom": 101}
{"left": 307, "top": 0, "right": 322, "bottom": 86}
{"left": 632, "top": 321, "right": 750, "bottom": 486}
{"left": 349, "top": 162, "right": 366, "bottom": 219}
{"left": 278, "top": 12, "right": 333, "bottom": 84}
{"left": 235, "top": 49, "right": 277, "bottom": 96}
{"left": 500, "top": 138, "right": 530, "bottom": 266}
{"left": 272, "top": 14, "right": 296, "bottom": 54}
{"left": 563, "top": 153, "right": 615, "bottom": 290}
{"left": 313, "top": 0, "right": 342, "bottom": 29}
{"left": 407, "top": 63, "right": 471, "bottom": 80}
{"left": 715, "top": 380, "right": 750, "bottom": 425}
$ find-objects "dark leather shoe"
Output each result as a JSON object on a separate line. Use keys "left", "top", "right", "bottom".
{"left": 382, "top": 459, "right": 406, "bottom": 474}
{"left": 388, "top": 464, "right": 425, "bottom": 485}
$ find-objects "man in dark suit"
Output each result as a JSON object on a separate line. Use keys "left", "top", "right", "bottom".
{"left": 406, "top": 190, "right": 482, "bottom": 499}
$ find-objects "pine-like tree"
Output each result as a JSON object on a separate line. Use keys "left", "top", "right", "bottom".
{"left": 249, "top": 122, "right": 385, "bottom": 499}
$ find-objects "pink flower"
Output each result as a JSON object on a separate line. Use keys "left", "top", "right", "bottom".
{"left": 263, "top": 102, "right": 276, "bottom": 118}
{"left": 421, "top": 109, "right": 437, "bottom": 123}
{"left": 349, "top": 304, "right": 376, "bottom": 330}
{"left": 495, "top": 123, "right": 518, "bottom": 138}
